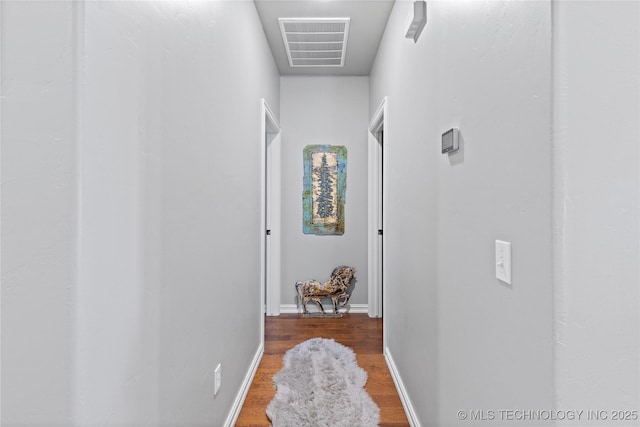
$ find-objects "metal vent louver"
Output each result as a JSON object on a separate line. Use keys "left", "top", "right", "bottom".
{"left": 278, "top": 18, "right": 350, "bottom": 68}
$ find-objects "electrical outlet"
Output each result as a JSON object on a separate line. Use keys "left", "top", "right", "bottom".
{"left": 495, "top": 240, "right": 512, "bottom": 284}
{"left": 214, "top": 364, "right": 221, "bottom": 396}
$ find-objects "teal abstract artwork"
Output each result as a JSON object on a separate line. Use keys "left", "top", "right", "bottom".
{"left": 303, "top": 145, "right": 347, "bottom": 235}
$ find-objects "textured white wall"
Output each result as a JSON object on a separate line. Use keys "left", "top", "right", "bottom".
{"left": 280, "top": 76, "right": 369, "bottom": 308}
{"left": 370, "top": 1, "right": 553, "bottom": 425}
{"left": 553, "top": 1, "right": 640, "bottom": 420}
{"left": 76, "top": 1, "right": 279, "bottom": 425}
{"left": 76, "top": 2, "right": 154, "bottom": 423}
{"left": 2, "top": 1, "right": 278, "bottom": 425}
{"left": 1, "top": 2, "right": 76, "bottom": 424}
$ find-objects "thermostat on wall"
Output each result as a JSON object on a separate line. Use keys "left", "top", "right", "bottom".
{"left": 442, "top": 128, "right": 459, "bottom": 154}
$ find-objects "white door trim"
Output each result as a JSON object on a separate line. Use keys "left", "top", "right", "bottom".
{"left": 0, "top": 3, "right": 3, "bottom": 417}
{"left": 260, "top": 99, "right": 281, "bottom": 331}
{"left": 368, "top": 97, "right": 388, "bottom": 324}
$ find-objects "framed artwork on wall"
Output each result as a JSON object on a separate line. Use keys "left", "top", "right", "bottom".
{"left": 303, "top": 145, "right": 347, "bottom": 235}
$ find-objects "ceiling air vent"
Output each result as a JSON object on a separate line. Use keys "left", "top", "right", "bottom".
{"left": 278, "top": 18, "right": 350, "bottom": 68}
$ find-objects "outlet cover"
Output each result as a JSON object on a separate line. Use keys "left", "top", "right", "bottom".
{"left": 495, "top": 240, "right": 512, "bottom": 284}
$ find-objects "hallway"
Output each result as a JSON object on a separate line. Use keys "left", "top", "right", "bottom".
{"left": 1, "top": 1, "right": 638, "bottom": 426}
{"left": 236, "top": 314, "right": 409, "bottom": 426}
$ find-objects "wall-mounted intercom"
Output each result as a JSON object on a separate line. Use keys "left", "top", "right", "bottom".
{"left": 441, "top": 128, "right": 459, "bottom": 154}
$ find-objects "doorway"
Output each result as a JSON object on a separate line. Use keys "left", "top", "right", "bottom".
{"left": 368, "top": 97, "right": 387, "bottom": 320}
{"left": 260, "top": 99, "right": 281, "bottom": 337}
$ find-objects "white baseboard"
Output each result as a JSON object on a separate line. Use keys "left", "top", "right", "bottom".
{"left": 223, "top": 342, "right": 264, "bottom": 427}
{"left": 279, "top": 303, "right": 369, "bottom": 314}
{"left": 384, "top": 347, "right": 421, "bottom": 427}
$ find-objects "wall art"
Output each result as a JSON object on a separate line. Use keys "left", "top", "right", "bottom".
{"left": 303, "top": 145, "right": 347, "bottom": 235}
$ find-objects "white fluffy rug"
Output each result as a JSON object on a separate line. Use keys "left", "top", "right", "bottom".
{"left": 266, "top": 338, "right": 380, "bottom": 427}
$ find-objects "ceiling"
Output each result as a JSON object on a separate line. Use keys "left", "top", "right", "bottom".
{"left": 254, "top": 0, "right": 396, "bottom": 76}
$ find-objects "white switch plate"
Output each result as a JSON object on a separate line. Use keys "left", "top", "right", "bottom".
{"left": 214, "top": 363, "right": 221, "bottom": 396}
{"left": 495, "top": 240, "right": 512, "bottom": 284}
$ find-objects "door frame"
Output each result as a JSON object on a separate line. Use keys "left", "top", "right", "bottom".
{"left": 260, "top": 99, "right": 281, "bottom": 341}
{"left": 368, "top": 97, "right": 388, "bottom": 322}
{"left": 0, "top": 3, "right": 3, "bottom": 416}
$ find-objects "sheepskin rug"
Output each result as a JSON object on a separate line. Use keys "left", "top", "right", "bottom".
{"left": 266, "top": 338, "right": 380, "bottom": 427}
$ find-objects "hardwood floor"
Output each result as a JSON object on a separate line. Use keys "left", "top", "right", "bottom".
{"left": 235, "top": 314, "right": 410, "bottom": 427}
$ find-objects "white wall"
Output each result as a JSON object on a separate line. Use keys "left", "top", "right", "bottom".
{"left": 1, "top": 2, "right": 76, "bottom": 424}
{"left": 2, "top": 1, "right": 279, "bottom": 425}
{"left": 75, "top": 2, "right": 155, "bottom": 423}
{"left": 553, "top": 0, "right": 640, "bottom": 420}
{"left": 280, "top": 76, "right": 369, "bottom": 308}
{"left": 77, "top": 1, "right": 279, "bottom": 425}
{"left": 370, "top": 1, "right": 554, "bottom": 425}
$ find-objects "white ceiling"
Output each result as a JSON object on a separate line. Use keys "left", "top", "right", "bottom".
{"left": 254, "top": 0, "right": 395, "bottom": 76}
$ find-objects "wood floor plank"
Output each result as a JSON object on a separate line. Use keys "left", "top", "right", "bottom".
{"left": 235, "top": 314, "right": 409, "bottom": 426}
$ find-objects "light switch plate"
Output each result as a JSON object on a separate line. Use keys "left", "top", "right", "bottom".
{"left": 495, "top": 240, "right": 512, "bottom": 284}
